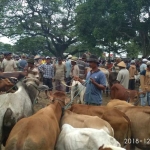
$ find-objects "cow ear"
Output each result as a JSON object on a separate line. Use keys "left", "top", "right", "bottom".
{"left": 65, "top": 97, "right": 70, "bottom": 105}
{"left": 49, "top": 93, "right": 54, "bottom": 101}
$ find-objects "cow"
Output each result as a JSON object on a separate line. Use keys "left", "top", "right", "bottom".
{"left": 0, "top": 78, "right": 14, "bottom": 92}
{"left": 5, "top": 91, "right": 69, "bottom": 150}
{"left": 0, "top": 77, "right": 42, "bottom": 149}
{"left": 113, "top": 106, "right": 150, "bottom": 150}
{"left": 61, "top": 110, "right": 114, "bottom": 136}
{"left": 69, "top": 104, "right": 131, "bottom": 149}
{"left": 71, "top": 80, "right": 86, "bottom": 104}
{"left": 56, "top": 124, "right": 124, "bottom": 150}
{"left": 111, "top": 83, "right": 140, "bottom": 105}
{"left": 107, "top": 100, "right": 134, "bottom": 108}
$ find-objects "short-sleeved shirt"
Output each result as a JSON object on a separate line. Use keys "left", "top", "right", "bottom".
{"left": 77, "top": 60, "right": 89, "bottom": 79}
{"left": 1, "top": 59, "right": 17, "bottom": 72}
{"left": 70, "top": 65, "right": 79, "bottom": 77}
{"left": 116, "top": 68, "right": 129, "bottom": 89}
{"left": 18, "top": 59, "right": 27, "bottom": 71}
{"left": 140, "top": 63, "right": 147, "bottom": 73}
{"left": 65, "top": 60, "right": 71, "bottom": 78}
{"left": 55, "top": 64, "right": 66, "bottom": 80}
{"left": 84, "top": 70, "right": 106, "bottom": 105}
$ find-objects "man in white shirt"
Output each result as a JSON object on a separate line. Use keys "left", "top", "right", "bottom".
{"left": 1, "top": 52, "right": 17, "bottom": 72}
{"left": 116, "top": 61, "right": 129, "bottom": 89}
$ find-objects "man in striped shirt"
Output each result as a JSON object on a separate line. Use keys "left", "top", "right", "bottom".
{"left": 38, "top": 56, "right": 54, "bottom": 98}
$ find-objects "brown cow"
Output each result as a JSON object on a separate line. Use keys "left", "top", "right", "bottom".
{"left": 111, "top": 83, "right": 140, "bottom": 105}
{"left": 0, "top": 78, "right": 14, "bottom": 92}
{"left": 5, "top": 91, "right": 70, "bottom": 150}
{"left": 107, "top": 100, "right": 134, "bottom": 108}
{"left": 69, "top": 104, "right": 131, "bottom": 148}
{"left": 114, "top": 106, "right": 150, "bottom": 150}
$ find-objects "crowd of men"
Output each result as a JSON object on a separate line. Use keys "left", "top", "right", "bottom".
{"left": 0, "top": 51, "right": 150, "bottom": 106}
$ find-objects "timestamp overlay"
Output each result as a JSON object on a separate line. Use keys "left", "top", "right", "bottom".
{"left": 124, "top": 138, "right": 150, "bottom": 144}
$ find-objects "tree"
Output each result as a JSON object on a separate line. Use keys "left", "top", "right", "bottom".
{"left": 75, "top": 0, "right": 150, "bottom": 56}
{"left": 0, "top": 42, "right": 14, "bottom": 53}
{"left": 13, "top": 36, "right": 50, "bottom": 55}
{"left": 0, "top": 0, "right": 83, "bottom": 57}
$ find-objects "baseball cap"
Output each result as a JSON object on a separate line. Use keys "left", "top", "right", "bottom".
{"left": 46, "top": 56, "right": 51, "bottom": 59}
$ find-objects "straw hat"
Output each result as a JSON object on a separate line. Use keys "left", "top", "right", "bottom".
{"left": 71, "top": 56, "right": 78, "bottom": 62}
{"left": 117, "top": 61, "right": 126, "bottom": 68}
{"left": 67, "top": 55, "right": 72, "bottom": 59}
{"left": 34, "top": 55, "right": 41, "bottom": 59}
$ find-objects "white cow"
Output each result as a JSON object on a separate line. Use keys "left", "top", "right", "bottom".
{"left": 0, "top": 78, "right": 41, "bottom": 149}
{"left": 56, "top": 124, "right": 125, "bottom": 150}
{"left": 71, "top": 80, "right": 86, "bottom": 104}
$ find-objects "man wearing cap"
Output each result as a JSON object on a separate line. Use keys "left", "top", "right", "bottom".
{"left": 116, "top": 61, "right": 129, "bottom": 89}
{"left": 140, "top": 58, "right": 147, "bottom": 73}
{"left": 38, "top": 56, "right": 54, "bottom": 97}
{"left": 77, "top": 53, "right": 89, "bottom": 79}
{"left": 70, "top": 57, "right": 79, "bottom": 77}
{"left": 74, "top": 54, "right": 106, "bottom": 106}
{"left": 128, "top": 60, "right": 138, "bottom": 90}
{"left": 140, "top": 61, "right": 150, "bottom": 106}
{"left": 1, "top": 52, "right": 17, "bottom": 72}
{"left": 65, "top": 55, "right": 72, "bottom": 93}
{"left": 54, "top": 57, "right": 66, "bottom": 91}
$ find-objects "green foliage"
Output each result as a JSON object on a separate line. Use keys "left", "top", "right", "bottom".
{"left": 0, "top": 0, "right": 83, "bottom": 57}
{"left": 0, "top": 42, "right": 14, "bottom": 53}
{"left": 125, "top": 41, "right": 141, "bottom": 58}
{"left": 13, "top": 37, "right": 50, "bottom": 55}
{"left": 75, "top": 0, "right": 150, "bottom": 56}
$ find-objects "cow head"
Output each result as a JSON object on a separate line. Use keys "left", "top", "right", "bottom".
{"left": 0, "top": 78, "right": 14, "bottom": 92}
{"left": 49, "top": 91, "right": 70, "bottom": 105}
{"left": 127, "top": 90, "right": 140, "bottom": 105}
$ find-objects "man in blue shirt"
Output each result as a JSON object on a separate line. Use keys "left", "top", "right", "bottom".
{"left": 74, "top": 54, "right": 106, "bottom": 105}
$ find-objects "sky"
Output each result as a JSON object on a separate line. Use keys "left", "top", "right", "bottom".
{"left": 0, "top": 37, "right": 14, "bottom": 45}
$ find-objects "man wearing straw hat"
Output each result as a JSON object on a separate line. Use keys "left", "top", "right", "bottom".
{"left": 74, "top": 54, "right": 106, "bottom": 105}
{"left": 116, "top": 61, "right": 129, "bottom": 89}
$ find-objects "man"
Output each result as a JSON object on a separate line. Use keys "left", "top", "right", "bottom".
{"left": 112, "top": 58, "right": 122, "bottom": 72}
{"left": 70, "top": 57, "right": 79, "bottom": 77}
{"left": 128, "top": 60, "right": 138, "bottom": 90}
{"left": 77, "top": 54, "right": 89, "bottom": 79}
{"left": 74, "top": 54, "right": 106, "bottom": 105}
{"left": 24, "top": 58, "right": 39, "bottom": 79}
{"left": 65, "top": 55, "right": 72, "bottom": 93}
{"left": 140, "top": 58, "right": 147, "bottom": 73}
{"left": 140, "top": 61, "right": 150, "bottom": 106}
{"left": 116, "top": 61, "right": 129, "bottom": 89}
{"left": 54, "top": 57, "right": 66, "bottom": 91}
{"left": 17, "top": 54, "right": 27, "bottom": 71}
{"left": 1, "top": 52, "right": 17, "bottom": 72}
{"left": 38, "top": 56, "right": 54, "bottom": 97}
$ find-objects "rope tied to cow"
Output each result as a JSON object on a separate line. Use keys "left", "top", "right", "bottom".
{"left": 64, "top": 79, "right": 90, "bottom": 110}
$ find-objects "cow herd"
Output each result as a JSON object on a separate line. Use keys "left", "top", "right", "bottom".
{"left": 0, "top": 71, "right": 149, "bottom": 150}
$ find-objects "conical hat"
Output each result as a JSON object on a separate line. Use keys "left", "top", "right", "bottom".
{"left": 117, "top": 61, "right": 126, "bottom": 68}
